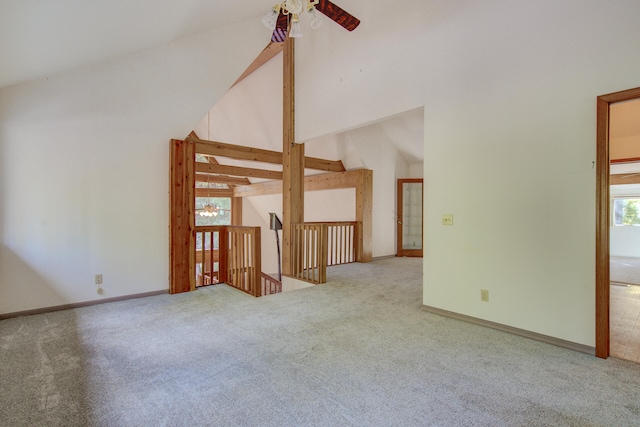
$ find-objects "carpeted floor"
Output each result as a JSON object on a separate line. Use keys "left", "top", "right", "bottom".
{"left": 2, "top": 257, "right": 640, "bottom": 426}
{"left": 611, "top": 256, "right": 640, "bottom": 286}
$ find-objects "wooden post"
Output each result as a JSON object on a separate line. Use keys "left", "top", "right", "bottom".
{"left": 282, "top": 36, "right": 305, "bottom": 276}
{"left": 356, "top": 169, "right": 373, "bottom": 262}
{"left": 169, "top": 139, "right": 195, "bottom": 294}
{"left": 253, "top": 227, "right": 262, "bottom": 297}
{"left": 231, "top": 197, "right": 243, "bottom": 225}
{"left": 218, "top": 227, "right": 228, "bottom": 285}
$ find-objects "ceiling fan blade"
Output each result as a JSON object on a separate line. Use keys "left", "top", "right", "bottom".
{"left": 272, "top": 12, "right": 288, "bottom": 42}
{"left": 315, "top": 0, "right": 361, "bottom": 32}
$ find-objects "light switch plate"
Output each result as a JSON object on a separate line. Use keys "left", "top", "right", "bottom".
{"left": 442, "top": 214, "right": 453, "bottom": 225}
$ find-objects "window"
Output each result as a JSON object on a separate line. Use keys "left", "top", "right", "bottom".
{"left": 195, "top": 196, "right": 231, "bottom": 226}
{"left": 613, "top": 197, "right": 640, "bottom": 226}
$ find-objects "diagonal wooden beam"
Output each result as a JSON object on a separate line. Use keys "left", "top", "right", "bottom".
{"left": 189, "top": 136, "right": 345, "bottom": 172}
{"left": 232, "top": 42, "right": 284, "bottom": 88}
{"left": 196, "top": 162, "right": 282, "bottom": 180}
{"left": 233, "top": 169, "right": 367, "bottom": 198}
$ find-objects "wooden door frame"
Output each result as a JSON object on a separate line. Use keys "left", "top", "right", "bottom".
{"left": 397, "top": 178, "right": 424, "bottom": 257}
{"left": 595, "top": 87, "right": 640, "bottom": 358}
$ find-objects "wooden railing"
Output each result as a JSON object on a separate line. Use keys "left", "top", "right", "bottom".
{"left": 291, "top": 222, "right": 359, "bottom": 284}
{"left": 261, "top": 273, "right": 282, "bottom": 295}
{"left": 195, "top": 227, "right": 222, "bottom": 287}
{"left": 227, "top": 226, "right": 261, "bottom": 297}
{"left": 195, "top": 225, "right": 262, "bottom": 297}
{"left": 324, "top": 222, "right": 358, "bottom": 266}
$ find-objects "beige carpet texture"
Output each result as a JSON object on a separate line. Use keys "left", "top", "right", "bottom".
{"left": 1, "top": 257, "right": 640, "bottom": 426}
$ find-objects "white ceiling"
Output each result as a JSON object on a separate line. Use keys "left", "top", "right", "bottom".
{"left": 0, "top": 0, "right": 267, "bottom": 89}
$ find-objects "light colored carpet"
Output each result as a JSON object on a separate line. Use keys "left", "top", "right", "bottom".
{"left": 2, "top": 257, "right": 640, "bottom": 426}
{"left": 611, "top": 256, "right": 640, "bottom": 286}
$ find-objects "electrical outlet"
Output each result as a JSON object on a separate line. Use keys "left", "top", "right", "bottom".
{"left": 442, "top": 214, "right": 454, "bottom": 226}
{"left": 95, "top": 274, "right": 103, "bottom": 285}
{"left": 481, "top": 289, "right": 489, "bottom": 302}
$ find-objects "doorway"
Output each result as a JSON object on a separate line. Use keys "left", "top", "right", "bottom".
{"left": 397, "top": 179, "right": 423, "bottom": 257}
{"left": 607, "top": 99, "right": 640, "bottom": 363}
{"left": 595, "top": 87, "right": 640, "bottom": 359}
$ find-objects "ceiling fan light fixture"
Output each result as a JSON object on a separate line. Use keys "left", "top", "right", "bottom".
{"left": 199, "top": 203, "right": 219, "bottom": 217}
{"left": 289, "top": 16, "right": 303, "bottom": 38}
{"left": 285, "top": 0, "right": 303, "bottom": 15}
{"left": 308, "top": 7, "right": 323, "bottom": 29}
{"left": 262, "top": 7, "right": 279, "bottom": 30}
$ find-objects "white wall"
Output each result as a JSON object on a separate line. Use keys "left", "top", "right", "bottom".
{"left": 610, "top": 184, "right": 640, "bottom": 257}
{"left": 0, "top": 19, "right": 268, "bottom": 314}
{"left": 417, "top": 0, "right": 640, "bottom": 347}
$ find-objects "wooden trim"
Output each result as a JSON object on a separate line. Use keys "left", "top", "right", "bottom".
{"left": 610, "top": 157, "right": 640, "bottom": 164}
{"left": 421, "top": 305, "right": 595, "bottom": 355}
{"left": 0, "top": 290, "right": 168, "bottom": 320}
{"left": 190, "top": 136, "right": 345, "bottom": 172}
{"left": 397, "top": 179, "right": 423, "bottom": 258}
{"left": 170, "top": 139, "right": 196, "bottom": 294}
{"left": 595, "top": 87, "right": 640, "bottom": 359}
{"left": 609, "top": 173, "right": 640, "bottom": 185}
{"left": 195, "top": 162, "right": 283, "bottom": 180}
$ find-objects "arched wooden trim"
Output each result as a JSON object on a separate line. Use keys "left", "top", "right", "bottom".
{"left": 595, "top": 87, "right": 640, "bottom": 358}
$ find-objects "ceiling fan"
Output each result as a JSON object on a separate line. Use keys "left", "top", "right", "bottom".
{"left": 263, "top": 0, "right": 360, "bottom": 42}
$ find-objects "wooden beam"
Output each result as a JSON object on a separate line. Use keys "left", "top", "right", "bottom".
{"left": 190, "top": 136, "right": 345, "bottom": 172}
{"left": 233, "top": 169, "right": 367, "bottom": 198}
{"left": 169, "top": 139, "right": 196, "bottom": 294}
{"left": 193, "top": 138, "right": 283, "bottom": 164}
{"left": 232, "top": 197, "right": 243, "bottom": 226}
{"left": 234, "top": 180, "right": 284, "bottom": 198}
{"left": 194, "top": 188, "right": 234, "bottom": 197}
{"left": 232, "top": 42, "right": 284, "bottom": 88}
{"left": 282, "top": 36, "right": 304, "bottom": 277}
{"left": 195, "top": 174, "right": 250, "bottom": 185}
{"left": 356, "top": 169, "right": 373, "bottom": 262}
{"left": 305, "top": 156, "right": 346, "bottom": 172}
{"left": 610, "top": 173, "right": 640, "bottom": 185}
{"left": 195, "top": 162, "right": 282, "bottom": 180}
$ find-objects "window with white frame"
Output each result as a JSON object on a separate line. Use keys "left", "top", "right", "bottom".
{"left": 613, "top": 197, "right": 640, "bottom": 226}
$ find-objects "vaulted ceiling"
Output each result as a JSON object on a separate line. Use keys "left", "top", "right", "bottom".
{"left": 0, "top": 0, "right": 267, "bottom": 88}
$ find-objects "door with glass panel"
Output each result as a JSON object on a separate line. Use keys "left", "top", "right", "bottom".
{"left": 397, "top": 179, "right": 423, "bottom": 257}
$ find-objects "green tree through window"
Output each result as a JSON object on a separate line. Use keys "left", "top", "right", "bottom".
{"left": 613, "top": 198, "right": 640, "bottom": 226}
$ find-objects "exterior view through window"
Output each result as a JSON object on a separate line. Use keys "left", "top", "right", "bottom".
{"left": 613, "top": 197, "right": 640, "bottom": 226}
